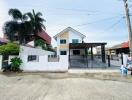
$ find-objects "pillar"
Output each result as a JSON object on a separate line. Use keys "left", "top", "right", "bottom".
{"left": 91, "top": 46, "right": 93, "bottom": 60}
{"left": 101, "top": 44, "right": 106, "bottom": 63}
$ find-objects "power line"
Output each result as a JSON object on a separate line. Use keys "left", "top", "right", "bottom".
{"left": 55, "top": 8, "right": 98, "bottom": 13}
{"left": 100, "top": 17, "right": 124, "bottom": 33}
{"left": 73, "top": 15, "right": 123, "bottom": 27}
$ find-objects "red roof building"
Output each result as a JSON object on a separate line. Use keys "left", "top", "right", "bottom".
{"left": 121, "top": 41, "right": 129, "bottom": 48}
{"left": 37, "top": 30, "right": 51, "bottom": 45}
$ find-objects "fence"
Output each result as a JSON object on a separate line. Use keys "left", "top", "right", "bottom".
{"left": 20, "top": 55, "right": 68, "bottom": 72}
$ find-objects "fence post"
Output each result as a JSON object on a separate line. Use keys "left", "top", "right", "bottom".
{"left": 107, "top": 55, "right": 110, "bottom": 67}
{"left": 121, "top": 53, "right": 123, "bottom": 65}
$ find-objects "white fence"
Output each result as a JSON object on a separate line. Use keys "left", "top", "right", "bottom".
{"left": 0, "top": 55, "right": 2, "bottom": 70}
{"left": 19, "top": 46, "right": 68, "bottom": 72}
{"left": 20, "top": 55, "right": 68, "bottom": 72}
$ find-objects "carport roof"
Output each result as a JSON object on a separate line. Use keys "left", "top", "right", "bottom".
{"left": 69, "top": 43, "right": 107, "bottom": 49}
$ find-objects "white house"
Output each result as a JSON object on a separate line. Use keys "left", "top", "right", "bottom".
{"left": 54, "top": 27, "right": 86, "bottom": 56}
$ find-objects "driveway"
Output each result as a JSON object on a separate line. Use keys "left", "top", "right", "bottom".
{"left": 0, "top": 72, "right": 132, "bottom": 100}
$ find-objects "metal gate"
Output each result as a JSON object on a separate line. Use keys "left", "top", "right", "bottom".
{"left": 69, "top": 55, "right": 108, "bottom": 69}
{"left": 69, "top": 55, "right": 88, "bottom": 68}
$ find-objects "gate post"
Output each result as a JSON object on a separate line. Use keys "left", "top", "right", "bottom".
{"left": 121, "top": 53, "right": 123, "bottom": 65}
{"left": 107, "top": 55, "right": 110, "bottom": 67}
{"left": 91, "top": 46, "right": 93, "bottom": 60}
{"left": 101, "top": 44, "right": 106, "bottom": 63}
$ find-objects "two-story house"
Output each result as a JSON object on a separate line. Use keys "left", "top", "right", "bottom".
{"left": 54, "top": 27, "right": 86, "bottom": 56}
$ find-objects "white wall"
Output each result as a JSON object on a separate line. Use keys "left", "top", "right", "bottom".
{"left": 20, "top": 55, "right": 68, "bottom": 72}
{"left": 19, "top": 46, "right": 68, "bottom": 72}
{"left": 69, "top": 31, "right": 83, "bottom": 43}
{"left": 123, "top": 54, "right": 128, "bottom": 66}
{"left": 0, "top": 55, "right": 2, "bottom": 70}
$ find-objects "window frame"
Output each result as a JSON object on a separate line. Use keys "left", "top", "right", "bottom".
{"left": 60, "top": 39, "right": 66, "bottom": 44}
{"left": 27, "top": 55, "right": 39, "bottom": 62}
{"left": 72, "top": 39, "right": 79, "bottom": 43}
{"left": 60, "top": 51, "right": 67, "bottom": 55}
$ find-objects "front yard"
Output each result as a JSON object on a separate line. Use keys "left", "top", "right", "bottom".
{"left": 0, "top": 72, "right": 132, "bottom": 100}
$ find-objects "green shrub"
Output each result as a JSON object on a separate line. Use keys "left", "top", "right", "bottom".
{"left": 0, "top": 42, "right": 20, "bottom": 55}
{"left": 10, "top": 57, "right": 23, "bottom": 72}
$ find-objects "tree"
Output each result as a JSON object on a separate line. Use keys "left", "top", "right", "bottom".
{"left": 25, "top": 9, "right": 46, "bottom": 36}
{"left": 4, "top": 21, "right": 19, "bottom": 42}
{"left": 4, "top": 9, "right": 32, "bottom": 44}
{"left": 3, "top": 9, "right": 46, "bottom": 45}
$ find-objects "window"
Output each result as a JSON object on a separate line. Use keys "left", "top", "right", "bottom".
{"left": 28, "top": 55, "right": 39, "bottom": 62}
{"left": 60, "top": 51, "right": 67, "bottom": 55}
{"left": 60, "top": 39, "right": 66, "bottom": 44}
{"left": 73, "top": 50, "right": 80, "bottom": 55}
{"left": 72, "top": 39, "right": 79, "bottom": 43}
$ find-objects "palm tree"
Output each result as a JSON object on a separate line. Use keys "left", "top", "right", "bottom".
{"left": 4, "top": 21, "right": 19, "bottom": 42}
{"left": 5, "top": 9, "right": 32, "bottom": 44}
{"left": 26, "top": 9, "right": 46, "bottom": 36}
{"left": 8, "top": 8, "right": 27, "bottom": 22}
{"left": 4, "top": 9, "right": 46, "bottom": 45}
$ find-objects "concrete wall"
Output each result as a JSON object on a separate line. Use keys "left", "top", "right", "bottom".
{"left": 0, "top": 55, "right": 2, "bottom": 70}
{"left": 19, "top": 46, "right": 68, "bottom": 72}
{"left": 20, "top": 55, "right": 68, "bottom": 72}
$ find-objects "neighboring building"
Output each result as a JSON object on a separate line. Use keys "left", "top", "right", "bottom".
{"left": 108, "top": 41, "right": 129, "bottom": 55}
{"left": 54, "top": 27, "right": 86, "bottom": 55}
{"left": 4, "top": 30, "right": 51, "bottom": 46}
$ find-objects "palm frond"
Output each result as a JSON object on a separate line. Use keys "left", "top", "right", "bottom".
{"left": 36, "top": 12, "right": 42, "bottom": 17}
{"left": 22, "top": 14, "right": 28, "bottom": 21}
{"left": 8, "top": 9, "right": 23, "bottom": 20}
{"left": 25, "top": 12, "right": 34, "bottom": 21}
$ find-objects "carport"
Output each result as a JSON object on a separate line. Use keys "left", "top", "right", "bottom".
{"left": 69, "top": 43, "right": 107, "bottom": 68}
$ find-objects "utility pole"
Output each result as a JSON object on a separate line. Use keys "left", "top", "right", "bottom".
{"left": 123, "top": 0, "right": 132, "bottom": 56}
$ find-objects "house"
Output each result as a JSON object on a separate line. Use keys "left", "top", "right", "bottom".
{"left": 54, "top": 27, "right": 86, "bottom": 56}
{"left": 108, "top": 41, "right": 129, "bottom": 55}
{"left": 54, "top": 27, "right": 107, "bottom": 68}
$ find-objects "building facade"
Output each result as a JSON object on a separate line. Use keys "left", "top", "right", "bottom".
{"left": 54, "top": 27, "right": 86, "bottom": 56}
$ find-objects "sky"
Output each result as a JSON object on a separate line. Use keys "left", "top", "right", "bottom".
{"left": 0, "top": 0, "right": 132, "bottom": 47}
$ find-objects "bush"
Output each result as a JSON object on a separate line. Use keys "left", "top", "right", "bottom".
{"left": 0, "top": 42, "right": 20, "bottom": 55}
{"left": 10, "top": 57, "right": 23, "bottom": 72}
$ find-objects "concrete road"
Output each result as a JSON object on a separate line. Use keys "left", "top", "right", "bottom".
{"left": 0, "top": 73, "right": 132, "bottom": 100}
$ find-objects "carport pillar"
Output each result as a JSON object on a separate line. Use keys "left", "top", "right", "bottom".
{"left": 69, "top": 46, "right": 71, "bottom": 62}
{"left": 91, "top": 46, "right": 93, "bottom": 60}
{"left": 101, "top": 44, "right": 106, "bottom": 63}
